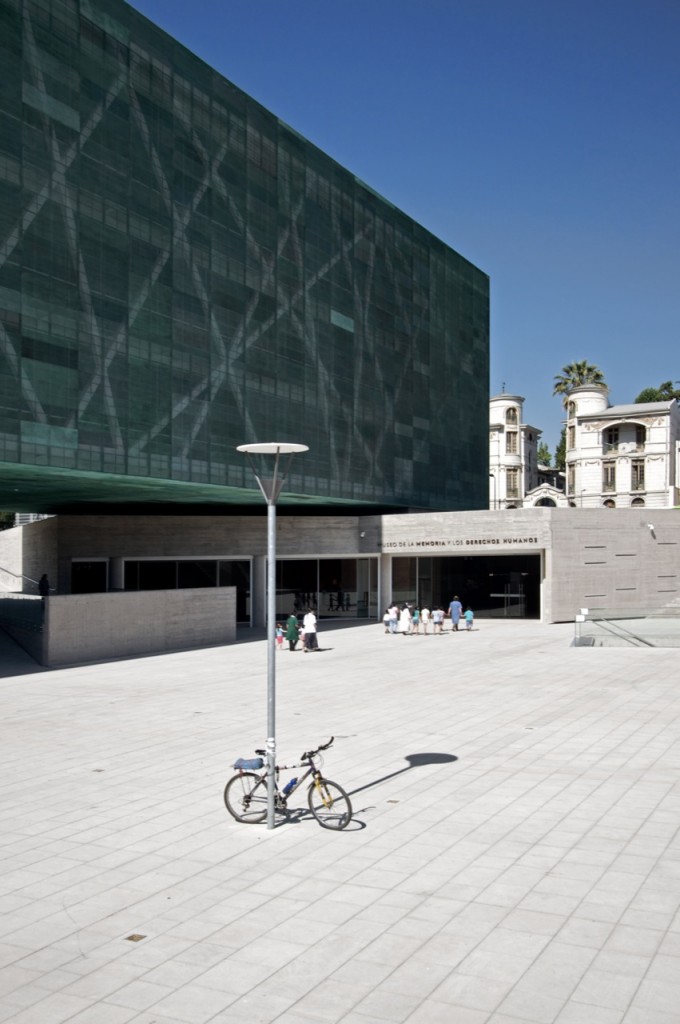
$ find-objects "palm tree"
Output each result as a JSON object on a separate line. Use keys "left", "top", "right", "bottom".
{"left": 634, "top": 381, "right": 680, "bottom": 403}
{"left": 553, "top": 361, "right": 606, "bottom": 407}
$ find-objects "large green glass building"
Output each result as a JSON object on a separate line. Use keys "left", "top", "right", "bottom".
{"left": 0, "top": 0, "right": 489, "bottom": 514}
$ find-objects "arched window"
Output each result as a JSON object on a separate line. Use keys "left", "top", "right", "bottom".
{"left": 506, "top": 407, "right": 518, "bottom": 425}
{"left": 535, "top": 498, "right": 556, "bottom": 507}
{"left": 603, "top": 499, "right": 616, "bottom": 508}
{"left": 631, "top": 497, "right": 645, "bottom": 507}
{"left": 568, "top": 401, "right": 576, "bottom": 417}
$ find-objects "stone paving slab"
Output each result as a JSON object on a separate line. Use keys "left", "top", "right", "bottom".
{"left": 1, "top": 619, "right": 679, "bottom": 1023}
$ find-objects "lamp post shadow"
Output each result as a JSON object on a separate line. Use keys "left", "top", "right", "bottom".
{"left": 346, "top": 752, "right": 458, "bottom": 799}
{"left": 264, "top": 753, "right": 459, "bottom": 832}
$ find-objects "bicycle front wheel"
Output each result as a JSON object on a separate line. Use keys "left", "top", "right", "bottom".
{"left": 307, "top": 778, "right": 352, "bottom": 830}
{"left": 224, "top": 772, "right": 267, "bottom": 823}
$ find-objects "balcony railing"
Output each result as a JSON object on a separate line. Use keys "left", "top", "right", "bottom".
{"left": 603, "top": 441, "right": 645, "bottom": 454}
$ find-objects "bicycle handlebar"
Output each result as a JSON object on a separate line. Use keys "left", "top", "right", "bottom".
{"left": 301, "top": 736, "right": 334, "bottom": 760}
{"left": 253, "top": 737, "right": 334, "bottom": 763}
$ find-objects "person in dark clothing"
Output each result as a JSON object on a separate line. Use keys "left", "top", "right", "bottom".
{"left": 285, "top": 613, "right": 300, "bottom": 651}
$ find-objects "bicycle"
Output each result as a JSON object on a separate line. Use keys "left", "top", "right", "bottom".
{"left": 224, "top": 736, "right": 352, "bottom": 830}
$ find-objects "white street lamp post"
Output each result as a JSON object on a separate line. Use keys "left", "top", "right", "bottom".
{"left": 237, "top": 442, "right": 308, "bottom": 829}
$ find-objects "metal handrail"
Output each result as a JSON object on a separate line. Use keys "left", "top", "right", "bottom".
{"left": 574, "top": 608, "right": 680, "bottom": 648}
{"left": 0, "top": 566, "right": 40, "bottom": 586}
{"left": 589, "top": 617, "right": 653, "bottom": 648}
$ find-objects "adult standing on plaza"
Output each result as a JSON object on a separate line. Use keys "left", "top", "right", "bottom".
{"left": 420, "top": 604, "right": 431, "bottom": 634}
{"left": 303, "top": 607, "right": 319, "bottom": 651}
{"left": 398, "top": 603, "right": 412, "bottom": 635}
{"left": 285, "top": 612, "right": 300, "bottom": 651}
{"left": 449, "top": 595, "right": 463, "bottom": 631}
{"left": 388, "top": 602, "right": 400, "bottom": 634}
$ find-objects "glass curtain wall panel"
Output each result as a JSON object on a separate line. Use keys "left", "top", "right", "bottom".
{"left": 0, "top": 0, "right": 489, "bottom": 512}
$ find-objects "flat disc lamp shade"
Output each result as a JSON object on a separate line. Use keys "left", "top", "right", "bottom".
{"left": 236, "top": 443, "right": 309, "bottom": 455}
{"left": 237, "top": 442, "right": 309, "bottom": 503}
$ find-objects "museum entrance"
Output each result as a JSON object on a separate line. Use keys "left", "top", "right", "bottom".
{"left": 392, "top": 553, "right": 542, "bottom": 618}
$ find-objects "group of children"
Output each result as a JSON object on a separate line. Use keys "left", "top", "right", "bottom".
{"left": 383, "top": 601, "right": 474, "bottom": 634}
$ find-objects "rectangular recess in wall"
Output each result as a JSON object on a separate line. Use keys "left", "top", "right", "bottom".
{"left": 584, "top": 561, "right": 607, "bottom": 565}
{"left": 584, "top": 594, "right": 606, "bottom": 598}
{"left": 615, "top": 587, "right": 637, "bottom": 591}
{"left": 657, "top": 574, "right": 677, "bottom": 579}
{"left": 657, "top": 589, "right": 677, "bottom": 593}
{"left": 658, "top": 541, "right": 677, "bottom": 545}
{"left": 584, "top": 545, "right": 606, "bottom": 549}
{"left": 615, "top": 553, "right": 636, "bottom": 558}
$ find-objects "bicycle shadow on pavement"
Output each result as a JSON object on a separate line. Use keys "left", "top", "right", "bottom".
{"left": 277, "top": 806, "right": 366, "bottom": 831}
{"left": 270, "top": 754, "right": 457, "bottom": 831}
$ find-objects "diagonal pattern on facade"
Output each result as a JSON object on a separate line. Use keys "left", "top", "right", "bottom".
{"left": 0, "top": 0, "right": 489, "bottom": 512}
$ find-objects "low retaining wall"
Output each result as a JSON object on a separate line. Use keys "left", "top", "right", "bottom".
{"left": 43, "top": 588, "right": 236, "bottom": 667}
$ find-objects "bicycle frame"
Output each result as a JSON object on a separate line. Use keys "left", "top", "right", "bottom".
{"left": 263, "top": 756, "right": 318, "bottom": 797}
{"left": 226, "top": 737, "right": 352, "bottom": 828}
{"left": 234, "top": 752, "right": 326, "bottom": 805}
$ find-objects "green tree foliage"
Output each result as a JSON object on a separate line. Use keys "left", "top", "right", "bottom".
{"left": 634, "top": 381, "right": 680, "bottom": 403}
{"left": 554, "top": 428, "right": 566, "bottom": 472}
{"left": 537, "top": 441, "right": 552, "bottom": 466}
{"left": 553, "top": 361, "right": 606, "bottom": 407}
{"left": 0, "top": 512, "right": 15, "bottom": 531}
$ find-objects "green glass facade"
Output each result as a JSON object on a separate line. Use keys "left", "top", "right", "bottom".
{"left": 0, "top": 0, "right": 489, "bottom": 513}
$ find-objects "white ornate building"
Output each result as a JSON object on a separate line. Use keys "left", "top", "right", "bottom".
{"left": 489, "top": 393, "right": 566, "bottom": 509}
{"left": 564, "top": 386, "right": 680, "bottom": 508}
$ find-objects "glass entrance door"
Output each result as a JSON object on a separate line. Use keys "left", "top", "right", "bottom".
{"left": 276, "top": 558, "right": 378, "bottom": 620}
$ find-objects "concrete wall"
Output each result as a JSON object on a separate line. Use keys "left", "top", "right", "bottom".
{"left": 358, "top": 508, "right": 551, "bottom": 555}
{"left": 0, "top": 526, "right": 25, "bottom": 592}
{"left": 48, "top": 514, "right": 362, "bottom": 594}
{"left": 0, "top": 518, "right": 59, "bottom": 594}
{"left": 547, "top": 509, "right": 680, "bottom": 621}
{"left": 357, "top": 507, "right": 680, "bottom": 622}
{"left": 43, "top": 588, "right": 236, "bottom": 667}
{"left": 4, "top": 508, "right": 679, "bottom": 631}
{"left": 23, "top": 516, "right": 60, "bottom": 593}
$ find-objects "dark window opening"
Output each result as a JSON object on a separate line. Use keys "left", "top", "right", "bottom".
{"left": 71, "top": 560, "right": 108, "bottom": 593}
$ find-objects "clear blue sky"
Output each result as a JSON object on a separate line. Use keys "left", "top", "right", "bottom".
{"left": 130, "top": 0, "right": 679, "bottom": 453}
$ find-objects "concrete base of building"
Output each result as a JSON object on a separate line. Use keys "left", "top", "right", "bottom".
{"left": 0, "top": 509, "right": 678, "bottom": 658}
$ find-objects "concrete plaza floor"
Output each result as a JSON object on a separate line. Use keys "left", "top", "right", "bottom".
{"left": 1, "top": 619, "right": 680, "bottom": 1024}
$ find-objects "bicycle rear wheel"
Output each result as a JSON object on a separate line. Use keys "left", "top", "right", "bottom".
{"left": 224, "top": 772, "right": 267, "bottom": 823}
{"left": 307, "top": 778, "right": 352, "bottom": 830}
